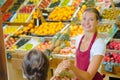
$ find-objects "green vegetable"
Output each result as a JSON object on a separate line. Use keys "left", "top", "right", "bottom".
{"left": 60, "top": 42, "right": 66, "bottom": 49}
{"left": 58, "top": 27, "right": 70, "bottom": 41}
{"left": 52, "top": 32, "right": 61, "bottom": 45}
{"left": 59, "top": 70, "right": 73, "bottom": 78}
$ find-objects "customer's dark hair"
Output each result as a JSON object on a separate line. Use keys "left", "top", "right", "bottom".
{"left": 22, "top": 49, "right": 49, "bottom": 80}
{"left": 83, "top": 7, "right": 101, "bottom": 20}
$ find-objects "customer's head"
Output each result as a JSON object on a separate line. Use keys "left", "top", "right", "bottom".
{"left": 22, "top": 49, "right": 49, "bottom": 80}
{"left": 81, "top": 7, "right": 100, "bottom": 32}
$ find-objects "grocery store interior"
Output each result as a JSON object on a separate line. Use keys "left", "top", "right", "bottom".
{"left": 0, "top": 0, "right": 120, "bottom": 80}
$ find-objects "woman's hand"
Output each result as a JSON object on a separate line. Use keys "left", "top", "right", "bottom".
{"left": 54, "top": 59, "right": 74, "bottom": 74}
{"left": 50, "top": 59, "right": 76, "bottom": 80}
{"left": 61, "top": 59, "right": 74, "bottom": 70}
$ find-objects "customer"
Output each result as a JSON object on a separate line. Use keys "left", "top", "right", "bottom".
{"left": 51, "top": 7, "right": 106, "bottom": 80}
{"left": 22, "top": 49, "right": 49, "bottom": 80}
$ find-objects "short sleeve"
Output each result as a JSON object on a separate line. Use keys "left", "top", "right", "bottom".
{"left": 75, "top": 35, "right": 83, "bottom": 49}
{"left": 91, "top": 38, "right": 106, "bottom": 56}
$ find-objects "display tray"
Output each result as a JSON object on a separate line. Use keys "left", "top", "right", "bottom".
{"left": 106, "top": 39, "right": 120, "bottom": 51}
{"left": 17, "top": 37, "right": 40, "bottom": 51}
{"left": 3, "top": 25, "right": 21, "bottom": 35}
{"left": 3, "top": 25, "right": 22, "bottom": 41}
{"left": 31, "top": 34, "right": 54, "bottom": 37}
{"left": 5, "top": 36, "right": 20, "bottom": 50}
{"left": 101, "top": 64, "right": 120, "bottom": 77}
{"left": 10, "top": 4, "right": 35, "bottom": 23}
{"left": 100, "top": 7, "right": 120, "bottom": 20}
{"left": 104, "top": 24, "right": 119, "bottom": 44}
{"left": 48, "top": 0, "right": 61, "bottom": 8}
{"left": 97, "top": 21, "right": 119, "bottom": 44}
{"left": 46, "top": 6, "right": 80, "bottom": 22}
{"left": 31, "top": 23, "right": 70, "bottom": 37}
{"left": 9, "top": 37, "right": 32, "bottom": 51}
{"left": 59, "top": 0, "right": 73, "bottom": 7}
{"left": 38, "top": 0, "right": 51, "bottom": 9}
{"left": 52, "top": 53, "right": 75, "bottom": 59}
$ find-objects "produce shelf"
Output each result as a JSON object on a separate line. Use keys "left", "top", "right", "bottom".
{"left": 46, "top": 6, "right": 80, "bottom": 22}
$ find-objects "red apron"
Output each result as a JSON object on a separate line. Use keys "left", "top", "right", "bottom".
{"left": 76, "top": 33, "right": 104, "bottom": 80}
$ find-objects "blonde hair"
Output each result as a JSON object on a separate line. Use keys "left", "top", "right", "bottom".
{"left": 83, "top": 7, "right": 100, "bottom": 20}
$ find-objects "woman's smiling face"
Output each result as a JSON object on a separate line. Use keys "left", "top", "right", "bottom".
{"left": 81, "top": 11, "right": 99, "bottom": 32}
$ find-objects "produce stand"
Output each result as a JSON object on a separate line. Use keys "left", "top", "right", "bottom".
{"left": 1, "top": 0, "right": 120, "bottom": 80}
{"left": 100, "top": 0, "right": 120, "bottom": 79}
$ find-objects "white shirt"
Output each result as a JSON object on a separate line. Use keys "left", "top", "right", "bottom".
{"left": 75, "top": 34, "right": 106, "bottom": 61}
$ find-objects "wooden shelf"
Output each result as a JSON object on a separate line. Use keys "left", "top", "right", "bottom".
{"left": 101, "top": 64, "right": 120, "bottom": 78}
{"left": 3, "top": 22, "right": 30, "bottom": 26}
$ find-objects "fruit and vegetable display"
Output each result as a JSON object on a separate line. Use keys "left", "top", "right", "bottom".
{"left": 35, "top": 41, "right": 51, "bottom": 52}
{"left": 33, "top": 22, "right": 65, "bottom": 36}
{"left": 13, "top": 23, "right": 34, "bottom": 36}
{"left": 77, "top": 4, "right": 87, "bottom": 21}
{"left": 27, "top": 0, "right": 40, "bottom": 4}
{"left": 2, "top": 12, "right": 12, "bottom": 22}
{"left": 103, "top": 51, "right": 120, "bottom": 64}
{"left": 18, "top": 37, "right": 40, "bottom": 51}
{"left": 3, "top": 25, "right": 20, "bottom": 35}
{"left": 11, "top": 5, "right": 35, "bottom": 23}
{"left": 2, "top": 0, "right": 25, "bottom": 22}
{"left": 44, "top": 27, "right": 70, "bottom": 54}
{"left": 49, "top": 0, "right": 61, "bottom": 8}
{"left": 107, "top": 39, "right": 120, "bottom": 50}
{"left": 8, "top": 0, "right": 25, "bottom": 13}
{"left": 38, "top": 0, "right": 51, "bottom": 9}
{"left": 63, "top": 24, "right": 84, "bottom": 37}
{"left": 60, "top": 0, "right": 71, "bottom": 7}
{"left": 4, "top": 34, "right": 9, "bottom": 39}
{"left": 5, "top": 36, "right": 19, "bottom": 49}
{"left": 11, "top": 37, "right": 31, "bottom": 50}
{"left": 48, "top": 6, "right": 76, "bottom": 21}
{"left": 102, "top": 9, "right": 120, "bottom": 20}
{"left": 97, "top": 23, "right": 112, "bottom": 32}
{"left": 72, "top": 0, "right": 82, "bottom": 8}
{"left": 12, "top": 13, "right": 30, "bottom": 22}
{"left": 12, "top": 9, "right": 46, "bottom": 36}
{"left": 19, "top": 5, "right": 35, "bottom": 13}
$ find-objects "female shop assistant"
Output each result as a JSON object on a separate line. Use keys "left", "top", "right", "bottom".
{"left": 52, "top": 7, "right": 106, "bottom": 80}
